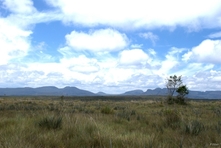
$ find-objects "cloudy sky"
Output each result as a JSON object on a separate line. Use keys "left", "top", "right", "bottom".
{"left": 0, "top": 0, "right": 221, "bottom": 93}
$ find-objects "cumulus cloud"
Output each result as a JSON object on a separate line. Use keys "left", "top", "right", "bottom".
{"left": 0, "top": 18, "right": 32, "bottom": 65}
{"left": 182, "top": 39, "right": 221, "bottom": 64}
{"left": 45, "top": 0, "right": 221, "bottom": 29}
{"left": 65, "top": 29, "right": 128, "bottom": 52}
{"left": 118, "top": 49, "right": 150, "bottom": 66}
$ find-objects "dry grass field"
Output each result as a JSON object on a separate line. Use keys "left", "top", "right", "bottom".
{"left": 0, "top": 96, "right": 221, "bottom": 147}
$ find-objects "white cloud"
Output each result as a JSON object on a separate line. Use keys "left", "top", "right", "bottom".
{"left": 182, "top": 39, "right": 221, "bottom": 64}
{"left": 44, "top": 47, "right": 164, "bottom": 93}
{"left": 3, "top": 9, "right": 62, "bottom": 30}
{"left": 45, "top": 0, "right": 221, "bottom": 29}
{"left": 0, "top": 48, "right": 220, "bottom": 93}
{"left": 0, "top": 0, "right": 62, "bottom": 65}
{"left": 60, "top": 55, "right": 100, "bottom": 73}
{"left": 159, "top": 47, "right": 186, "bottom": 75}
{"left": 2, "top": 0, "right": 37, "bottom": 14}
{"left": 1, "top": 0, "right": 62, "bottom": 30}
{"left": 0, "top": 18, "right": 32, "bottom": 65}
{"left": 139, "top": 32, "right": 158, "bottom": 45}
{"left": 185, "top": 70, "right": 221, "bottom": 91}
{"left": 208, "top": 31, "right": 221, "bottom": 38}
{"left": 118, "top": 49, "right": 150, "bottom": 66}
{"left": 175, "top": 63, "right": 214, "bottom": 79}
{"left": 0, "top": 49, "right": 160, "bottom": 93}
{"left": 24, "top": 55, "right": 101, "bottom": 86}
{"left": 65, "top": 29, "right": 128, "bottom": 52}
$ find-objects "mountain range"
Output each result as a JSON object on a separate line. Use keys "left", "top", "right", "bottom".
{"left": 0, "top": 86, "right": 94, "bottom": 96}
{"left": 0, "top": 86, "right": 220, "bottom": 99}
{"left": 123, "top": 88, "right": 221, "bottom": 99}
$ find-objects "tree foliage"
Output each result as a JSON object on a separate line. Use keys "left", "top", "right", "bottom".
{"left": 176, "top": 85, "right": 189, "bottom": 98}
{"left": 176, "top": 85, "right": 189, "bottom": 104}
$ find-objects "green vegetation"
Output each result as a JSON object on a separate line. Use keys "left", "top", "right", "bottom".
{"left": 0, "top": 96, "right": 220, "bottom": 147}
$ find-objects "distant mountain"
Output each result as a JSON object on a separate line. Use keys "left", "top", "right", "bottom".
{"left": 188, "top": 90, "right": 221, "bottom": 99}
{"left": 0, "top": 86, "right": 95, "bottom": 96}
{"left": 123, "top": 89, "right": 144, "bottom": 95}
{"left": 122, "top": 88, "right": 167, "bottom": 96}
{"left": 144, "top": 88, "right": 167, "bottom": 95}
{"left": 96, "top": 92, "right": 108, "bottom": 96}
{"left": 123, "top": 88, "right": 221, "bottom": 99}
{"left": 62, "top": 86, "right": 95, "bottom": 96}
{"left": 0, "top": 86, "right": 220, "bottom": 99}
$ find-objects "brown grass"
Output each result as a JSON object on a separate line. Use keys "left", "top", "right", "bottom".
{"left": 0, "top": 96, "right": 220, "bottom": 147}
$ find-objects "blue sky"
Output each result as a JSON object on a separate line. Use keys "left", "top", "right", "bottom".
{"left": 0, "top": 0, "right": 221, "bottom": 93}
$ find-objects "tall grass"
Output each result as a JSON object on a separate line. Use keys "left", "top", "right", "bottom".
{"left": 0, "top": 97, "right": 220, "bottom": 147}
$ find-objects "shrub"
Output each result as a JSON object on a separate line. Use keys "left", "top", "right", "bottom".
{"left": 38, "top": 116, "right": 62, "bottom": 130}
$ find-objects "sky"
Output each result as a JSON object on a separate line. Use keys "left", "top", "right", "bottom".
{"left": 0, "top": 0, "right": 221, "bottom": 94}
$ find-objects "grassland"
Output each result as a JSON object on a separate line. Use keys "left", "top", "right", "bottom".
{"left": 0, "top": 96, "right": 220, "bottom": 147}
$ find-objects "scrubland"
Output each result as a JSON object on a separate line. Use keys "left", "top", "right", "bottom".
{"left": 0, "top": 96, "right": 220, "bottom": 147}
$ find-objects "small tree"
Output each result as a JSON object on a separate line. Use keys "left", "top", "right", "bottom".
{"left": 166, "top": 75, "right": 188, "bottom": 104}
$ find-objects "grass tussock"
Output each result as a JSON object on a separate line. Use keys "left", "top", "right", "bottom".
{"left": 101, "top": 106, "right": 113, "bottom": 114}
{"left": 38, "top": 116, "right": 62, "bottom": 130}
{"left": 0, "top": 96, "right": 220, "bottom": 147}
